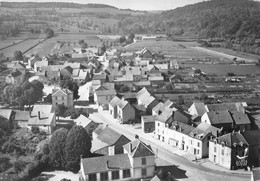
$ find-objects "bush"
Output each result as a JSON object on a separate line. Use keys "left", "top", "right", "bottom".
{"left": 31, "top": 127, "right": 40, "bottom": 134}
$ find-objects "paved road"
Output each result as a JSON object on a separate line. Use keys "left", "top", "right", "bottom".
{"left": 90, "top": 112, "right": 250, "bottom": 181}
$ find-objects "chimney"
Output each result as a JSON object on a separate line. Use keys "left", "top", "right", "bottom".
{"left": 29, "top": 110, "right": 32, "bottom": 118}
{"left": 38, "top": 111, "right": 41, "bottom": 120}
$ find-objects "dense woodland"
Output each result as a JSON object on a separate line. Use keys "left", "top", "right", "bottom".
{"left": 118, "top": 0, "right": 260, "bottom": 55}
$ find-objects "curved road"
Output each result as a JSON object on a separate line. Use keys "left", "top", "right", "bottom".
{"left": 90, "top": 112, "right": 250, "bottom": 181}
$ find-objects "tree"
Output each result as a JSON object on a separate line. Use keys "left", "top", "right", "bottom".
{"left": 48, "top": 128, "right": 68, "bottom": 169}
{"left": 65, "top": 126, "right": 91, "bottom": 172}
{"left": 13, "top": 50, "right": 23, "bottom": 61}
{"left": 56, "top": 104, "right": 67, "bottom": 119}
{"left": 13, "top": 159, "right": 26, "bottom": 175}
{"left": 119, "top": 35, "right": 126, "bottom": 43}
{"left": 44, "top": 28, "right": 54, "bottom": 39}
{"left": 60, "top": 79, "right": 80, "bottom": 100}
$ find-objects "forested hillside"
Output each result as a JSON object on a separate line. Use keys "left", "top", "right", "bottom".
{"left": 0, "top": 1, "right": 118, "bottom": 9}
{"left": 118, "top": 0, "right": 260, "bottom": 54}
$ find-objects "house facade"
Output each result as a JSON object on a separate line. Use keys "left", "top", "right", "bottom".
{"left": 109, "top": 96, "right": 121, "bottom": 119}
{"left": 117, "top": 100, "right": 135, "bottom": 124}
{"left": 81, "top": 138, "right": 155, "bottom": 181}
{"left": 209, "top": 132, "right": 249, "bottom": 170}
{"left": 52, "top": 89, "right": 74, "bottom": 108}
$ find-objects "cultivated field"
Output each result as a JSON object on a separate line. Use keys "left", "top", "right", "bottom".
{"left": 125, "top": 40, "right": 221, "bottom": 60}
{"left": 25, "top": 33, "right": 102, "bottom": 57}
{"left": 183, "top": 63, "right": 260, "bottom": 75}
{"left": 0, "top": 38, "right": 44, "bottom": 57}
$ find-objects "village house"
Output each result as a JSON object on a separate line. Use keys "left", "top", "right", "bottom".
{"left": 141, "top": 115, "right": 157, "bottom": 133}
{"left": 243, "top": 130, "right": 260, "bottom": 167}
{"left": 73, "top": 69, "right": 92, "bottom": 83}
{"left": 74, "top": 114, "right": 99, "bottom": 136}
{"left": 188, "top": 127, "right": 212, "bottom": 158}
{"left": 155, "top": 109, "right": 173, "bottom": 142}
{"left": 13, "top": 110, "right": 30, "bottom": 129}
{"left": 81, "top": 137, "right": 155, "bottom": 181}
{"left": 94, "top": 89, "right": 117, "bottom": 108}
{"left": 114, "top": 74, "right": 134, "bottom": 89}
{"left": 0, "top": 109, "right": 14, "bottom": 128}
{"left": 117, "top": 100, "right": 135, "bottom": 124}
{"left": 136, "top": 47, "right": 153, "bottom": 59}
{"left": 136, "top": 88, "right": 159, "bottom": 114}
{"left": 229, "top": 111, "right": 251, "bottom": 132}
{"left": 109, "top": 96, "right": 121, "bottom": 119}
{"left": 152, "top": 100, "right": 176, "bottom": 116}
{"left": 52, "top": 88, "right": 74, "bottom": 108}
{"left": 209, "top": 132, "right": 249, "bottom": 170}
{"left": 5, "top": 69, "right": 24, "bottom": 85}
{"left": 91, "top": 126, "right": 131, "bottom": 155}
{"left": 166, "top": 121, "right": 195, "bottom": 151}
{"left": 148, "top": 76, "right": 164, "bottom": 87}
{"left": 27, "top": 104, "right": 56, "bottom": 134}
{"left": 92, "top": 72, "right": 108, "bottom": 84}
{"left": 34, "top": 59, "right": 48, "bottom": 72}
{"left": 201, "top": 110, "right": 234, "bottom": 134}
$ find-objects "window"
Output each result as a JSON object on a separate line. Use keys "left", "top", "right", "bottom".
{"left": 141, "top": 168, "right": 147, "bottom": 176}
{"left": 88, "top": 174, "right": 97, "bottom": 181}
{"left": 214, "top": 147, "right": 216, "bottom": 152}
{"left": 142, "top": 157, "right": 146, "bottom": 165}
{"left": 123, "top": 169, "right": 131, "bottom": 178}
{"left": 197, "top": 149, "right": 199, "bottom": 155}
{"left": 100, "top": 172, "right": 108, "bottom": 181}
{"left": 221, "top": 149, "right": 224, "bottom": 156}
{"left": 112, "top": 171, "right": 119, "bottom": 180}
{"left": 191, "top": 140, "right": 193, "bottom": 145}
{"left": 62, "top": 97, "right": 64, "bottom": 100}
{"left": 158, "top": 123, "right": 160, "bottom": 126}
{"left": 197, "top": 142, "right": 200, "bottom": 147}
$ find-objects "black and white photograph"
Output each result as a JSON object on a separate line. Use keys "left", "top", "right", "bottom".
{"left": 0, "top": 0, "right": 260, "bottom": 180}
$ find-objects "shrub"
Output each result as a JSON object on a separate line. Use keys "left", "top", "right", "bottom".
{"left": 31, "top": 127, "right": 40, "bottom": 134}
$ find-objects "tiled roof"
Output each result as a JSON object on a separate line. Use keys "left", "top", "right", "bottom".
{"left": 27, "top": 113, "right": 55, "bottom": 126}
{"left": 152, "top": 102, "right": 164, "bottom": 113}
{"left": 169, "top": 121, "right": 195, "bottom": 135}
{"left": 81, "top": 154, "right": 131, "bottom": 174}
{"left": 64, "top": 62, "right": 81, "bottom": 69}
{"left": 242, "top": 130, "right": 260, "bottom": 146}
{"left": 74, "top": 114, "right": 94, "bottom": 128}
{"left": 93, "top": 73, "right": 107, "bottom": 80}
{"left": 117, "top": 100, "right": 128, "bottom": 109}
{"left": 142, "top": 115, "right": 157, "bottom": 123}
{"left": 192, "top": 102, "right": 207, "bottom": 116}
{"left": 173, "top": 110, "right": 192, "bottom": 123}
{"left": 136, "top": 87, "right": 150, "bottom": 99}
{"left": 148, "top": 76, "right": 164, "bottom": 81}
{"left": 156, "top": 109, "right": 173, "bottom": 123}
{"left": 206, "top": 110, "right": 233, "bottom": 125}
{"left": 134, "top": 81, "right": 151, "bottom": 87}
{"left": 215, "top": 132, "right": 248, "bottom": 148}
{"left": 31, "top": 104, "right": 53, "bottom": 117}
{"left": 229, "top": 111, "right": 251, "bottom": 125}
{"left": 124, "top": 139, "right": 154, "bottom": 158}
{"left": 206, "top": 102, "right": 245, "bottom": 112}
{"left": 14, "top": 110, "right": 29, "bottom": 121}
{"left": 95, "top": 89, "right": 116, "bottom": 96}
{"left": 196, "top": 122, "right": 221, "bottom": 137}
{"left": 52, "top": 88, "right": 72, "bottom": 96}
{"left": 143, "top": 96, "right": 156, "bottom": 107}
{"left": 0, "top": 109, "right": 13, "bottom": 120}
{"left": 189, "top": 127, "right": 210, "bottom": 140}
{"left": 109, "top": 96, "right": 121, "bottom": 108}
{"left": 96, "top": 127, "right": 129, "bottom": 146}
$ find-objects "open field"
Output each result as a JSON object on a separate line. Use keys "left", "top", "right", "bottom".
{"left": 0, "top": 38, "right": 44, "bottom": 57}
{"left": 183, "top": 63, "right": 260, "bottom": 75}
{"left": 0, "top": 39, "right": 25, "bottom": 50}
{"left": 125, "top": 40, "right": 221, "bottom": 60}
{"left": 25, "top": 33, "right": 102, "bottom": 57}
{"left": 207, "top": 47, "right": 260, "bottom": 62}
{"left": 193, "top": 47, "right": 259, "bottom": 63}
